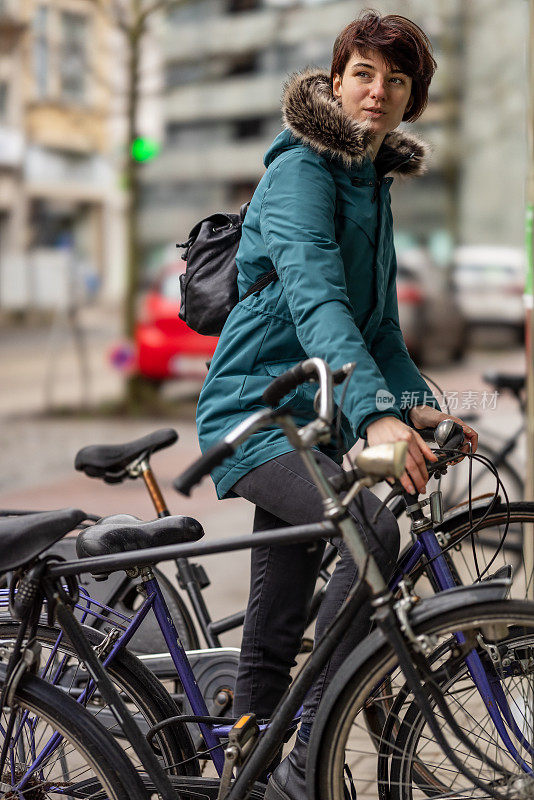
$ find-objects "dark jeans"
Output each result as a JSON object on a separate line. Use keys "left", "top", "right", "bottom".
{"left": 231, "top": 449, "right": 400, "bottom": 727}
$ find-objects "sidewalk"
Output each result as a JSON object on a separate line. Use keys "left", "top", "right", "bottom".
{"left": 1, "top": 305, "right": 124, "bottom": 417}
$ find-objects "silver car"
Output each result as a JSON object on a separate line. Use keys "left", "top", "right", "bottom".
{"left": 397, "top": 248, "right": 467, "bottom": 365}
{"left": 453, "top": 245, "right": 525, "bottom": 340}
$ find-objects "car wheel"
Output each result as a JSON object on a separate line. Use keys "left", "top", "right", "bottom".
{"left": 129, "top": 373, "right": 163, "bottom": 400}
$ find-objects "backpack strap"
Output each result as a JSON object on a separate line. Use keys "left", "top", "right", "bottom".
{"left": 241, "top": 268, "right": 278, "bottom": 301}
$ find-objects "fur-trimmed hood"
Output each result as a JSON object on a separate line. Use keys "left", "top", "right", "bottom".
{"left": 271, "top": 68, "right": 428, "bottom": 176}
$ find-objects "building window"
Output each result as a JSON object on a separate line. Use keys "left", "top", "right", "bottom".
{"left": 232, "top": 118, "right": 264, "bottom": 140}
{"left": 34, "top": 5, "right": 48, "bottom": 98}
{"left": 165, "top": 62, "right": 208, "bottom": 90}
{"left": 0, "top": 82, "right": 7, "bottom": 121}
{"left": 227, "top": 0, "right": 259, "bottom": 12}
{"left": 227, "top": 180, "right": 256, "bottom": 207}
{"left": 226, "top": 54, "right": 258, "bottom": 77}
{"left": 60, "top": 11, "right": 88, "bottom": 103}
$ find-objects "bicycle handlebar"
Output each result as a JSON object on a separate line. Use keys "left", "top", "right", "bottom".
{"left": 418, "top": 420, "right": 465, "bottom": 450}
{"left": 174, "top": 355, "right": 466, "bottom": 498}
{"left": 173, "top": 441, "right": 235, "bottom": 497}
{"left": 261, "top": 362, "right": 352, "bottom": 408}
{"left": 262, "top": 363, "right": 307, "bottom": 407}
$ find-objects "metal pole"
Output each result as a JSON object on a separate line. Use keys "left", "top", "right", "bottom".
{"left": 524, "top": 0, "right": 534, "bottom": 598}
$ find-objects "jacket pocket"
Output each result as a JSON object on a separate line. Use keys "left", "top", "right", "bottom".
{"left": 263, "top": 359, "right": 316, "bottom": 413}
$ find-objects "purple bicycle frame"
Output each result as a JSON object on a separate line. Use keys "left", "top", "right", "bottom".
{"left": 15, "top": 523, "right": 532, "bottom": 790}
{"left": 390, "top": 526, "right": 533, "bottom": 773}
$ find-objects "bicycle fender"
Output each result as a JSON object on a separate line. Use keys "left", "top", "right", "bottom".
{"left": 437, "top": 499, "right": 510, "bottom": 531}
{"left": 306, "top": 582, "right": 511, "bottom": 800}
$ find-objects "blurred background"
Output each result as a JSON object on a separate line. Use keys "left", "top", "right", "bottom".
{"left": 0, "top": 1, "right": 529, "bottom": 603}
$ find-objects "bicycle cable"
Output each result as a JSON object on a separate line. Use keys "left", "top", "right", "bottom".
{"left": 424, "top": 448, "right": 511, "bottom": 578}
{"left": 421, "top": 372, "right": 510, "bottom": 582}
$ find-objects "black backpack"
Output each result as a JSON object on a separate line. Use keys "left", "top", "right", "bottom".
{"left": 177, "top": 202, "right": 277, "bottom": 336}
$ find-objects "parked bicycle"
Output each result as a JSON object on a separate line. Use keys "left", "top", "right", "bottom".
{"left": 69, "top": 394, "right": 534, "bottom": 659}
{"left": 438, "top": 370, "right": 525, "bottom": 507}
{"left": 0, "top": 358, "right": 532, "bottom": 800}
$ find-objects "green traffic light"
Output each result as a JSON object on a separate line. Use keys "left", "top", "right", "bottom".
{"left": 131, "top": 137, "right": 160, "bottom": 162}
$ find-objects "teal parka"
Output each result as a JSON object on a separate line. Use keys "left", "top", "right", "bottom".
{"left": 196, "top": 69, "right": 438, "bottom": 499}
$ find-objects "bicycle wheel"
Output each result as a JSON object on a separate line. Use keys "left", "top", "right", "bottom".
{"left": 438, "top": 442, "right": 523, "bottom": 508}
{"left": 113, "top": 568, "right": 200, "bottom": 652}
{"left": 406, "top": 501, "right": 534, "bottom": 600}
{"left": 51, "top": 537, "right": 200, "bottom": 652}
{"left": 309, "top": 599, "right": 534, "bottom": 800}
{"left": 389, "top": 622, "right": 534, "bottom": 800}
{"left": 0, "top": 620, "right": 200, "bottom": 778}
{"left": 0, "top": 661, "right": 146, "bottom": 800}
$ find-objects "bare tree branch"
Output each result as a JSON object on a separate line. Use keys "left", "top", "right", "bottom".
{"left": 139, "top": 0, "right": 169, "bottom": 24}
{"left": 90, "top": 0, "right": 131, "bottom": 34}
{"left": 110, "top": 0, "right": 132, "bottom": 34}
{"left": 138, "top": 0, "right": 189, "bottom": 27}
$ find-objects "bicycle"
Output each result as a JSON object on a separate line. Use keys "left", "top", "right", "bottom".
{"left": 68, "top": 407, "right": 534, "bottom": 661}
{"left": 1, "top": 358, "right": 532, "bottom": 800}
{"left": 0, "top": 509, "right": 155, "bottom": 800}
{"left": 437, "top": 370, "right": 525, "bottom": 507}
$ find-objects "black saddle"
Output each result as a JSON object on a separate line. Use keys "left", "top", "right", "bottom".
{"left": 74, "top": 429, "right": 178, "bottom": 483}
{"left": 483, "top": 372, "right": 524, "bottom": 395}
{"left": 76, "top": 514, "right": 204, "bottom": 560}
{"left": 0, "top": 509, "right": 86, "bottom": 572}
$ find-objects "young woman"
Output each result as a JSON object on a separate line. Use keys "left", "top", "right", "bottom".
{"left": 196, "top": 12, "right": 477, "bottom": 799}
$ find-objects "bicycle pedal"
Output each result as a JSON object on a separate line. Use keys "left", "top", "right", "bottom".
{"left": 217, "top": 715, "right": 260, "bottom": 800}
{"left": 228, "top": 713, "right": 259, "bottom": 752}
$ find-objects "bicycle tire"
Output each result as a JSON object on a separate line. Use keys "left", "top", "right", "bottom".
{"left": 0, "top": 619, "right": 200, "bottom": 777}
{"left": 309, "top": 599, "right": 534, "bottom": 800}
{"left": 359, "top": 502, "right": 534, "bottom": 754}
{"left": 406, "top": 501, "right": 534, "bottom": 599}
{"left": 387, "top": 622, "right": 534, "bottom": 800}
{"left": 0, "top": 661, "right": 147, "bottom": 800}
{"left": 114, "top": 567, "right": 200, "bottom": 652}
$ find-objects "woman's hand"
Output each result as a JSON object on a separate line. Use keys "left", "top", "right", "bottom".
{"left": 366, "top": 415, "right": 438, "bottom": 495}
{"left": 408, "top": 405, "right": 478, "bottom": 455}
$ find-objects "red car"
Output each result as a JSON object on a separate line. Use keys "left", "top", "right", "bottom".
{"left": 135, "top": 262, "right": 218, "bottom": 383}
{"left": 133, "top": 248, "right": 465, "bottom": 385}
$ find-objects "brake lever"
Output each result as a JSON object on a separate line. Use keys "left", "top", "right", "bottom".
{"left": 371, "top": 450, "right": 457, "bottom": 525}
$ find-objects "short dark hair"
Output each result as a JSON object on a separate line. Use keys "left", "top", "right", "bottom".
{"left": 330, "top": 10, "right": 437, "bottom": 122}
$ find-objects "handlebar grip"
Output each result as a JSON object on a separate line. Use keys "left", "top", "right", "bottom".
{"left": 173, "top": 442, "right": 235, "bottom": 497}
{"left": 262, "top": 363, "right": 307, "bottom": 407}
{"left": 417, "top": 427, "right": 436, "bottom": 442}
{"left": 328, "top": 468, "right": 364, "bottom": 492}
{"left": 332, "top": 366, "right": 350, "bottom": 386}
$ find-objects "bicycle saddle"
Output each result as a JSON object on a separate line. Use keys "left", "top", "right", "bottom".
{"left": 0, "top": 508, "right": 86, "bottom": 572}
{"left": 483, "top": 371, "right": 524, "bottom": 395}
{"left": 74, "top": 429, "right": 178, "bottom": 483}
{"left": 76, "top": 513, "right": 204, "bottom": 559}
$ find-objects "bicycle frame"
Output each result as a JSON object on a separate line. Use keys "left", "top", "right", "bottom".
{"left": 1, "top": 506, "right": 524, "bottom": 797}
{"left": 0, "top": 364, "right": 527, "bottom": 798}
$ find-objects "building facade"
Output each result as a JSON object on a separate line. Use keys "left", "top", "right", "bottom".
{"left": 0, "top": 0, "right": 26, "bottom": 308}
{"left": 1, "top": 0, "right": 124, "bottom": 312}
{"left": 139, "top": 0, "right": 527, "bottom": 275}
{"left": 138, "top": 0, "right": 465, "bottom": 273}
